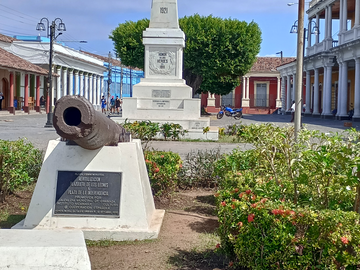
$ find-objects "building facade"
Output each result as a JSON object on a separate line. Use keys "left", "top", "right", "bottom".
{"left": 202, "top": 57, "right": 295, "bottom": 114}
{"left": 278, "top": 0, "right": 360, "bottom": 121}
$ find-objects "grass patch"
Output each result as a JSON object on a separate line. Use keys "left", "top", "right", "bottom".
{"left": 86, "top": 238, "right": 158, "bottom": 247}
{"left": 0, "top": 208, "right": 25, "bottom": 228}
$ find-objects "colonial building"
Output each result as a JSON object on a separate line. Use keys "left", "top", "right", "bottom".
{"left": 202, "top": 57, "right": 295, "bottom": 114}
{"left": 277, "top": 0, "right": 360, "bottom": 121}
{"left": 0, "top": 34, "right": 106, "bottom": 113}
{"left": 0, "top": 35, "right": 48, "bottom": 114}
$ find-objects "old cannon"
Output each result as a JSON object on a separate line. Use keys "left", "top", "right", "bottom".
{"left": 53, "top": 95, "right": 130, "bottom": 150}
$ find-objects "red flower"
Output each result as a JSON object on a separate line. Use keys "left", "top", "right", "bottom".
{"left": 251, "top": 203, "right": 257, "bottom": 208}
{"left": 231, "top": 204, "right": 236, "bottom": 209}
{"left": 237, "top": 221, "right": 243, "bottom": 227}
{"left": 269, "top": 176, "right": 273, "bottom": 180}
{"left": 260, "top": 198, "right": 268, "bottom": 203}
{"left": 221, "top": 201, "right": 226, "bottom": 207}
{"left": 248, "top": 214, "right": 255, "bottom": 222}
{"left": 154, "top": 167, "right": 160, "bottom": 173}
{"left": 246, "top": 189, "right": 251, "bottom": 195}
{"left": 237, "top": 172, "right": 242, "bottom": 176}
{"left": 229, "top": 261, "right": 234, "bottom": 267}
{"left": 216, "top": 243, "right": 220, "bottom": 249}
{"left": 145, "top": 159, "right": 151, "bottom": 163}
{"left": 232, "top": 199, "right": 236, "bottom": 202}
{"left": 160, "top": 155, "right": 164, "bottom": 158}
{"left": 341, "top": 236, "right": 349, "bottom": 244}
{"left": 239, "top": 193, "right": 244, "bottom": 198}
{"left": 234, "top": 188, "right": 239, "bottom": 193}
{"left": 251, "top": 195, "right": 256, "bottom": 201}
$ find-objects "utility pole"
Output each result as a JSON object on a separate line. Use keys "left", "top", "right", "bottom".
{"left": 130, "top": 67, "right": 133, "bottom": 97}
{"left": 120, "top": 65, "right": 123, "bottom": 99}
{"left": 294, "top": 0, "right": 305, "bottom": 140}
{"left": 107, "top": 51, "right": 112, "bottom": 111}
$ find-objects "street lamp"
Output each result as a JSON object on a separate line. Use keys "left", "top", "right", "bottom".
{"left": 276, "top": 51, "right": 283, "bottom": 63}
{"left": 36, "top": 17, "right": 66, "bottom": 128}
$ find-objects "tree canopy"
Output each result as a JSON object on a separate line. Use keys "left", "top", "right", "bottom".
{"left": 110, "top": 14, "right": 262, "bottom": 96}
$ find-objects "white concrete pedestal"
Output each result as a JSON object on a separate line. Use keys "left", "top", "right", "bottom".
{"left": 13, "top": 139, "right": 165, "bottom": 241}
{"left": 0, "top": 230, "right": 91, "bottom": 270}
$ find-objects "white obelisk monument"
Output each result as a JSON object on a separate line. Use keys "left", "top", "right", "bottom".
{"left": 120, "top": 0, "right": 217, "bottom": 140}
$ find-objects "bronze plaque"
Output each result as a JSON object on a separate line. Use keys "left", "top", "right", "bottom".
{"left": 54, "top": 171, "right": 121, "bottom": 217}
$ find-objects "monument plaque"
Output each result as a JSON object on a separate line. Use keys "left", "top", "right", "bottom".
{"left": 152, "top": 100, "right": 170, "bottom": 108}
{"left": 54, "top": 171, "right": 121, "bottom": 217}
{"left": 152, "top": 89, "right": 171, "bottom": 98}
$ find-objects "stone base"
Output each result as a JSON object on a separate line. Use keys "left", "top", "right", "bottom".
{"left": 312, "top": 113, "right": 321, "bottom": 118}
{"left": 0, "top": 230, "right": 91, "bottom": 270}
{"left": 7, "top": 106, "right": 15, "bottom": 114}
{"left": 352, "top": 117, "right": 360, "bottom": 122}
{"left": 304, "top": 113, "right": 312, "bottom": 117}
{"left": 13, "top": 139, "right": 165, "bottom": 241}
{"left": 337, "top": 115, "right": 350, "bottom": 120}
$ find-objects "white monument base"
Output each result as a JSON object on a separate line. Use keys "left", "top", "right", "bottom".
{"left": 13, "top": 139, "right": 165, "bottom": 241}
{"left": 0, "top": 230, "right": 91, "bottom": 270}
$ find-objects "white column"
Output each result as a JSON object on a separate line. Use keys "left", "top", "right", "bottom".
{"left": 325, "top": 5, "right": 333, "bottom": 50}
{"left": 246, "top": 76, "right": 250, "bottom": 99}
{"left": 305, "top": 70, "right": 311, "bottom": 114}
{"left": 307, "top": 18, "right": 312, "bottom": 49}
{"left": 74, "top": 70, "right": 79, "bottom": 95}
{"left": 96, "top": 76, "right": 101, "bottom": 109}
{"left": 276, "top": 76, "right": 281, "bottom": 107}
{"left": 56, "top": 66, "right": 61, "bottom": 100}
{"left": 356, "top": 0, "right": 360, "bottom": 27}
{"left": 343, "top": 0, "right": 348, "bottom": 32}
{"left": 281, "top": 76, "right": 286, "bottom": 113}
{"left": 92, "top": 75, "right": 96, "bottom": 105}
{"left": 353, "top": 58, "right": 360, "bottom": 120}
{"left": 286, "top": 75, "right": 291, "bottom": 110}
{"left": 84, "top": 73, "right": 89, "bottom": 100}
{"left": 242, "top": 76, "right": 249, "bottom": 107}
{"left": 89, "top": 74, "right": 93, "bottom": 104}
{"left": 62, "top": 67, "right": 67, "bottom": 97}
{"left": 322, "top": 65, "right": 333, "bottom": 116}
{"left": 313, "top": 68, "right": 320, "bottom": 115}
{"left": 292, "top": 74, "right": 296, "bottom": 102}
{"left": 324, "top": 6, "right": 329, "bottom": 42}
{"left": 339, "top": 61, "right": 348, "bottom": 118}
{"left": 68, "top": 69, "right": 74, "bottom": 95}
{"left": 79, "top": 72, "right": 84, "bottom": 96}
{"left": 336, "top": 62, "right": 343, "bottom": 116}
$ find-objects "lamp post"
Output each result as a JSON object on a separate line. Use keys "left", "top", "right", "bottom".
{"left": 290, "top": 16, "right": 319, "bottom": 139}
{"left": 36, "top": 17, "right": 66, "bottom": 128}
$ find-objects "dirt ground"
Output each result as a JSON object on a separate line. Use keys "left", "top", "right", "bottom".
{"left": 0, "top": 188, "right": 232, "bottom": 270}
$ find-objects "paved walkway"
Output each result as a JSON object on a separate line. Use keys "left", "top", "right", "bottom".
{"left": 0, "top": 112, "right": 358, "bottom": 157}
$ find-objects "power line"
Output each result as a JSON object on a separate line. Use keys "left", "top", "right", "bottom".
{"left": 0, "top": 4, "right": 39, "bottom": 21}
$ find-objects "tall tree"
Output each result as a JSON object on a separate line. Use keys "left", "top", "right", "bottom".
{"left": 110, "top": 15, "right": 262, "bottom": 96}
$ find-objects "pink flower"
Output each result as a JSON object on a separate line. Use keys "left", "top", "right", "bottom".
{"left": 248, "top": 214, "right": 255, "bottom": 223}
{"left": 341, "top": 236, "right": 349, "bottom": 245}
{"left": 237, "top": 221, "right": 243, "bottom": 227}
{"left": 160, "top": 155, "right": 164, "bottom": 158}
{"left": 221, "top": 201, "right": 226, "bottom": 207}
{"left": 216, "top": 243, "right": 220, "bottom": 249}
{"left": 154, "top": 167, "right": 160, "bottom": 173}
{"left": 231, "top": 204, "right": 236, "bottom": 209}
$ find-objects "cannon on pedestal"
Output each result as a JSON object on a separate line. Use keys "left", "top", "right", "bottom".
{"left": 53, "top": 95, "right": 130, "bottom": 150}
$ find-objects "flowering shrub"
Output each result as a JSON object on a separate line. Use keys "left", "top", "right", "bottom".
{"left": 144, "top": 150, "right": 182, "bottom": 197}
{"left": 214, "top": 124, "right": 360, "bottom": 269}
{"left": 216, "top": 188, "right": 360, "bottom": 269}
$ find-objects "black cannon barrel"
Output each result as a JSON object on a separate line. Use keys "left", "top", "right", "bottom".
{"left": 53, "top": 95, "right": 129, "bottom": 150}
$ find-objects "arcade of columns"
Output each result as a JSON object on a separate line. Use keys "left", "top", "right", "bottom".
{"left": 280, "top": 0, "right": 360, "bottom": 121}
{"left": 54, "top": 65, "right": 104, "bottom": 108}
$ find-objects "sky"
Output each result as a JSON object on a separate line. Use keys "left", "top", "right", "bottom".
{"left": 0, "top": 0, "right": 306, "bottom": 59}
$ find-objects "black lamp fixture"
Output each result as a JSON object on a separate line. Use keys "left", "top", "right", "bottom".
{"left": 290, "top": 19, "right": 319, "bottom": 39}
{"left": 36, "top": 17, "right": 66, "bottom": 128}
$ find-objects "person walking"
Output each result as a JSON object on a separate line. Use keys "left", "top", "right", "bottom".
{"left": 115, "top": 96, "right": 121, "bottom": 114}
{"left": 110, "top": 96, "right": 115, "bottom": 114}
{"left": 0, "top": 91, "right": 3, "bottom": 110}
{"left": 101, "top": 95, "right": 107, "bottom": 114}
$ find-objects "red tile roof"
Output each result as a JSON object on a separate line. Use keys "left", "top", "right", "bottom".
{"left": 0, "top": 33, "right": 18, "bottom": 43}
{"left": 0, "top": 47, "right": 49, "bottom": 75}
{"left": 250, "top": 57, "right": 296, "bottom": 72}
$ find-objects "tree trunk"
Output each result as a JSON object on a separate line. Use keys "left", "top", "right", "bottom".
{"left": 183, "top": 69, "right": 203, "bottom": 97}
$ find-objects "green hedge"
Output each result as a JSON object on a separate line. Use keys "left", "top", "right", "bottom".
{"left": 0, "top": 139, "right": 42, "bottom": 202}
